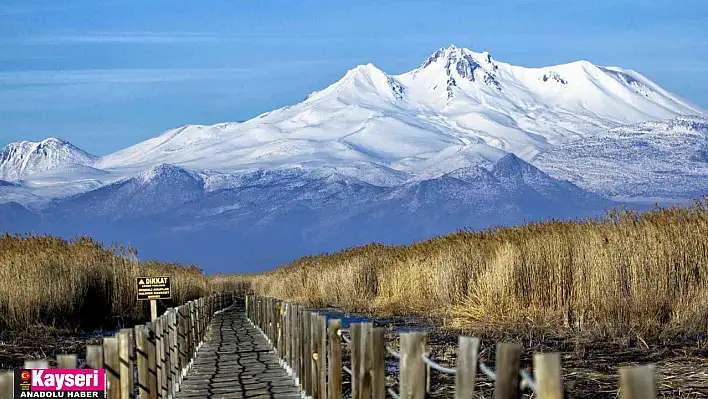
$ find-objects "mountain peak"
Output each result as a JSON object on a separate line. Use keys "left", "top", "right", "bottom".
{"left": 140, "top": 163, "right": 198, "bottom": 182}
{"left": 490, "top": 153, "right": 536, "bottom": 180}
{"left": 420, "top": 45, "right": 494, "bottom": 69}
{"left": 411, "top": 45, "right": 501, "bottom": 98}
{"left": 0, "top": 138, "right": 97, "bottom": 181}
{"left": 307, "top": 62, "right": 406, "bottom": 102}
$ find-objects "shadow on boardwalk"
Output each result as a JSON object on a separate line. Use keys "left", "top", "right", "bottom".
{"left": 177, "top": 299, "right": 300, "bottom": 399}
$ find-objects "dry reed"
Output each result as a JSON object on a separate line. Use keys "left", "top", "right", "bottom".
{"left": 0, "top": 234, "right": 246, "bottom": 331}
{"left": 244, "top": 199, "right": 708, "bottom": 338}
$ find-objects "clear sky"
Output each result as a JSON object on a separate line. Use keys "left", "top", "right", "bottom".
{"left": 1, "top": 0, "right": 706, "bottom": 155}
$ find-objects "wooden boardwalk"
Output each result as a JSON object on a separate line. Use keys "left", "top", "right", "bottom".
{"left": 176, "top": 299, "right": 300, "bottom": 399}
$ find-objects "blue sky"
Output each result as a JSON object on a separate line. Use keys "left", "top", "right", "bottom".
{"left": 1, "top": 0, "right": 706, "bottom": 155}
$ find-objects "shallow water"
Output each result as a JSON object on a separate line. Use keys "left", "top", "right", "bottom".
{"left": 308, "top": 307, "right": 432, "bottom": 332}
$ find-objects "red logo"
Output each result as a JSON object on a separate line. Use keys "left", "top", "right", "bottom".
{"left": 20, "top": 370, "right": 30, "bottom": 381}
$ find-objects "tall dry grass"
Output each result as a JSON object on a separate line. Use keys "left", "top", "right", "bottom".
{"left": 0, "top": 234, "right": 241, "bottom": 331}
{"left": 244, "top": 199, "right": 708, "bottom": 338}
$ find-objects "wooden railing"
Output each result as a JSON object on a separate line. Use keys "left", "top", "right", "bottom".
{"left": 0, "top": 292, "right": 235, "bottom": 399}
{"left": 246, "top": 294, "right": 659, "bottom": 399}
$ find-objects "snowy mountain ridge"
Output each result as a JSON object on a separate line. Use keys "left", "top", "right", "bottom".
{"left": 0, "top": 138, "right": 98, "bottom": 181}
{"left": 1, "top": 45, "right": 704, "bottom": 192}
{"left": 534, "top": 115, "right": 708, "bottom": 202}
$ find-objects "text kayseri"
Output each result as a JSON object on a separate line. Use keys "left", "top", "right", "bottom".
{"left": 31, "top": 370, "right": 102, "bottom": 390}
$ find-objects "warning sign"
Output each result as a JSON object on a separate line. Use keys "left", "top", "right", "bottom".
{"left": 136, "top": 276, "right": 171, "bottom": 300}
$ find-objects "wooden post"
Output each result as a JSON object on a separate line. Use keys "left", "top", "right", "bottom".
{"left": 400, "top": 331, "right": 426, "bottom": 399}
{"left": 169, "top": 309, "right": 179, "bottom": 395}
{"left": 311, "top": 312, "right": 321, "bottom": 399}
{"left": 316, "top": 314, "right": 327, "bottom": 399}
{"left": 184, "top": 302, "right": 191, "bottom": 362}
{"left": 455, "top": 337, "right": 479, "bottom": 399}
{"left": 284, "top": 302, "right": 290, "bottom": 366}
{"left": 24, "top": 360, "right": 49, "bottom": 368}
{"left": 294, "top": 304, "right": 302, "bottom": 382}
{"left": 178, "top": 306, "right": 188, "bottom": 372}
{"left": 146, "top": 322, "right": 158, "bottom": 399}
{"left": 103, "top": 337, "right": 120, "bottom": 399}
{"left": 195, "top": 299, "right": 201, "bottom": 347}
{"left": 280, "top": 301, "right": 285, "bottom": 361}
{"left": 534, "top": 353, "right": 563, "bottom": 399}
{"left": 155, "top": 317, "right": 166, "bottom": 398}
{"left": 291, "top": 303, "right": 298, "bottom": 375}
{"left": 136, "top": 325, "right": 150, "bottom": 399}
{"left": 118, "top": 328, "right": 134, "bottom": 399}
{"left": 619, "top": 365, "right": 656, "bottom": 399}
{"left": 359, "top": 322, "right": 374, "bottom": 399}
{"left": 304, "top": 310, "right": 313, "bottom": 398}
{"left": 86, "top": 345, "right": 104, "bottom": 369}
{"left": 271, "top": 298, "right": 276, "bottom": 345}
{"left": 350, "top": 323, "right": 362, "bottom": 399}
{"left": 57, "top": 354, "right": 77, "bottom": 369}
{"left": 200, "top": 297, "right": 205, "bottom": 340}
{"left": 0, "top": 372, "right": 12, "bottom": 399}
{"left": 274, "top": 299, "right": 279, "bottom": 353}
{"left": 189, "top": 301, "right": 196, "bottom": 359}
{"left": 371, "top": 327, "right": 386, "bottom": 399}
{"left": 159, "top": 316, "right": 168, "bottom": 398}
{"left": 328, "top": 319, "right": 343, "bottom": 399}
{"left": 494, "top": 343, "right": 522, "bottom": 399}
{"left": 256, "top": 297, "right": 261, "bottom": 329}
{"left": 207, "top": 296, "right": 212, "bottom": 322}
{"left": 269, "top": 298, "right": 275, "bottom": 344}
{"left": 150, "top": 299, "right": 158, "bottom": 321}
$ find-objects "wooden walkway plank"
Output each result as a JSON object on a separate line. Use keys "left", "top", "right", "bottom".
{"left": 175, "top": 299, "right": 300, "bottom": 399}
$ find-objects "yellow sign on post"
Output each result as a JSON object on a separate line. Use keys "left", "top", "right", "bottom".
{"left": 136, "top": 276, "right": 171, "bottom": 300}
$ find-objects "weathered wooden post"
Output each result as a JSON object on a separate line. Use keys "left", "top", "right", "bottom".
{"left": 155, "top": 317, "right": 166, "bottom": 398}
{"left": 315, "top": 314, "right": 327, "bottom": 399}
{"left": 311, "top": 312, "right": 321, "bottom": 399}
{"left": 534, "top": 352, "right": 563, "bottom": 399}
{"left": 103, "top": 337, "right": 120, "bottom": 399}
{"left": 328, "top": 318, "right": 343, "bottom": 399}
{"left": 178, "top": 306, "right": 188, "bottom": 373}
{"left": 371, "top": 327, "right": 386, "bottom": 399}
{"left": 399, "top": 331, "right": 426, "bottom": 399}
{"left": 619, "top": 364, "right": 656, "bottom": 399}
{"left": 118, "top": 329, "right": 134, "bottom": 399}
{"left": 294, "top": 304, "right": 302, "bottom": 383}
{"left": 24, "top": 360, "right": 49, "bottom": 368}
{"left": 86, "top": 345, "right": 104, "bottom": 369}
{"left": 169, "top": 309, "right": 179, "bottom": 395}
{"left": 494, "top": 343, "right": 522, "bottom": 399}
{"left": 190, "top": 301, "right": 197, "bottom": 358}
{"left": 136, "top": 325, "right": 151, "bottom": 399}
{"left": 284, "top": 302, "right": 290, "bottom": 367}
{"left": 145, "top": 322, "right": 158, "bottom": 399}
{"left": 279, "top": 301, "right": 285, "bottom": 361}
{"left": 350, "top": 323, "right": 362, "bottom": 399}
{"left": 455, "top": 337, "right": 479, "bottom": 399}
{"left": 57, "top": 354, "right": 77, "bottom": 368}
{"left": 0, "top": 372, "right": 12, "bottom": 399}
{"left": 358, "top": 322, "right": 374, "bottom": 399}
{"left": 303, "top": 309, "right": 313, "bottom": 398}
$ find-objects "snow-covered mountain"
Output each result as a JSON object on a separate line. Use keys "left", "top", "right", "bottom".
{"left": 0, "top": 45, "right": 705, "bottom": 272}
{"left": 0, "top": 138, "right": 98, "bottom": 181}
{"left": 533, "top": 115, "right": 708, "bottom": 202}
{"left": 83, "top": 46, "right": 700, "bottom": 184}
